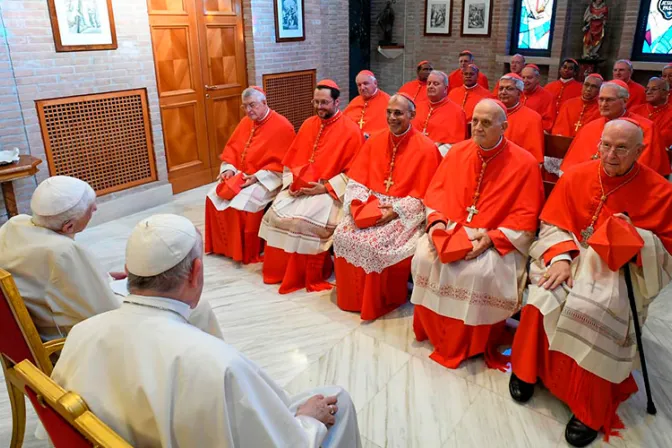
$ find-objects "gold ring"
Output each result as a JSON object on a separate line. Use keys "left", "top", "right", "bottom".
{"left": 543, "top": 272, "right": 550, "bottom": 279}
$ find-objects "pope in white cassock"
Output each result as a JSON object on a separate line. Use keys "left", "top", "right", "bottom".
{"left": 0, "top": 176, "right": 222, "bottom": 341}
{"left": 51, "top": 214, "right": 361, "bottom": 448}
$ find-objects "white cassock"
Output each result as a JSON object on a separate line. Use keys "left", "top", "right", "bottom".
{"left": 527, "top": 223, "right": 672, "bottom": 383}
{"left": 206, "top": 161, "right": 283, "bottom": 213}
{"left": 51, "top": 295, "right": 361, "bottom": 448}
{"left": 0, "top": 215, "right": 222, "bottom": 340}
{"left": 411, "top": 213, "right": 534, "bottom": 325}
{"left": 258, "top": 169, "right": 349, "bottom": 254}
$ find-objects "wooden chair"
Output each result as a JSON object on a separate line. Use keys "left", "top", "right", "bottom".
{"left": 4, "top": 359, "right": 132, "bottom": 448}
{"left": 0, "top": 268, "right": 66, "bottom": 448}
{"left": 543, "top": 133, "right": 573, "bottom": 198}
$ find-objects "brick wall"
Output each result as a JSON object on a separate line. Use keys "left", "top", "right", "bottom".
{"left": 0, "top": 6, "right": 30, "bottom": 217}
{"left": 243, "top": 0, "right": 350, "bottom": 103}
{"left": 371, "top": 0, "right": 577, "bottom": 93}
{"left": 0, "top": 0, "right": 166, "bottom": 223}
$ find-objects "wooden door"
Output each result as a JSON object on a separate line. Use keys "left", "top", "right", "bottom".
{"left": 195, "top": 0, "right": 247, "bottom": 180}
{"left": 147, "top": 0, "right": 247, "bottom": 193}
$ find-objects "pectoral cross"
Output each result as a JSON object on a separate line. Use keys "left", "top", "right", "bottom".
{"left": 580, "top": 225, "right": 594, "bottom": 248}
{"left": 384, "top": 177, "right": 394, "bottom": 192}
{"left": 466, "top": 205, "right": 479, "bottom": 223}
{"left": 574, "top": 120, "right": 582, "bottom": 132}
{"left": 357, "top": 117, "right": 366, "bottom": 129}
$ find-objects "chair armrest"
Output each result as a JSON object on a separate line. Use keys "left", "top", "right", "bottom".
{"left": 43, "top": 338, "right": 66, "bottom": 356}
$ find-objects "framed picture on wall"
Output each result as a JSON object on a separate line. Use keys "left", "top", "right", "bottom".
{"left": 425, "top": 0, "right": 452, "bottom": 36}
{"left": 47, "top": 0, "right": 117, "bottom": 52}
{"left": 274, "top": 0, "right": 306, "bottom": 43}
{"left": 461, "top": 0, "right": 493, "bottom": 37}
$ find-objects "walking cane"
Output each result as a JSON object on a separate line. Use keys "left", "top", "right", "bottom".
{"left": 622, "top": 240, "right": 657, "bottom": 415}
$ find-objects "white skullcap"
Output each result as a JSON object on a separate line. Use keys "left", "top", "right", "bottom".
{"left": 30, "top": 176, "right": 90, "bottom": 216}
{"left": 126, "top": 214, "right": 199, "bottom": 277}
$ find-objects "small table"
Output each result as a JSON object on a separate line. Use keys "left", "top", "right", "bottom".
{"left": 0, "top": 156, "right": 42, "bottom": 218}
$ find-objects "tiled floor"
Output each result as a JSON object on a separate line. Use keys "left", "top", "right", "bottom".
{"left": 2, "top": 184, "right": 671, "bottom": 447}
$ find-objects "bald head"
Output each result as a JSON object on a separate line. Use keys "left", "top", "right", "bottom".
{"left": 510, "top": 54, "right": 525, "bottom": 74}
{"left": 471, "top": 99, "right": 508, "bottom": 149}
{"left": 600, "top": 119, "right": 644, "bottom": 176}
{"left": 646, "top": 77, "right": 669, "bottom": 107}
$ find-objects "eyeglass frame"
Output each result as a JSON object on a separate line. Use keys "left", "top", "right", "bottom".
{"left": 597, "top": 140, "right": 638, "bottom": 157}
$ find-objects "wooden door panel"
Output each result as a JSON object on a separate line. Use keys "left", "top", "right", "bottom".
{"left": 148, "top": 0, "right": 215, "bottom": 194}
{"left": 148, "top": 0, "right": 186, "bottom": 13}
{"left": 203, "top": 0, "right": 233, "bottom": 13}
{"left": 206, "top": 94, "right": 241, "bottom": 178}
{"left": 196, "top": 0, "right": 247, "bottom": 180}
{"left": 152, "top": 26, "right": 195, "bottom": 96}
{"left": 148, "top": 0, "right": 247, "bottom": 191}
{"left": 161, "top": 102, "right": 203, "bottom": 170}
{"left": 205, "top": 25, "right": 239, "bottom": 88}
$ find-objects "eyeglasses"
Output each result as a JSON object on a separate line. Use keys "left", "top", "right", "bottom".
{"left": 240, "top": 102, "right": 260, "bottom": 111}
{"left": 598, "top": 141, "right": 635, "bottom": 157}
{"left": 311, "top": 99, "right": 334, "bottom": 107}
{"left": 645, "top": 87, "right": 663, "bottom": 92}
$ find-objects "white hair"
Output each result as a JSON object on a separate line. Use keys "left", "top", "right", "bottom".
{"left": 614, "top": 59, "right": 633, "bottom": 72}
{"left": 649, "top": 76, "right": 669, "bottom": 91}
{"left": 500, "top": 75, "right": 524, "bottom": 92}
{"left": 241, "top": 87, "right": 266, "bottom": 102}
{"left": 600, "top": 82, "right": 630, "bottom": 100}
{"left": 429, "top": 70, "right": 448, "bottom": 86}
{"left": 127, "top": 238, "right": 202, "bottom": 294}
{"left": 32, "top": 185, "right": 96, "bottom": 231}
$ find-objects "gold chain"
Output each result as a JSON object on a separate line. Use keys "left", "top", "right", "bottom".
{"left": 580, "top": 163, "right": 640, "bottom": 245}
{"left": 465, "top": 143, "right": 507, "bottom": 221}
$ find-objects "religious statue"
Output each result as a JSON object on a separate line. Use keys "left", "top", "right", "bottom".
{"left": 582, "top": 0, "right": 608, "bottom": 59}
{"left": 376, "top": 0, "right": 396, "bottom": 45}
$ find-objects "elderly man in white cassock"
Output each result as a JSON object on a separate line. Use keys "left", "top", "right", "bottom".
{"left": 50, "top": 214, "right": 361, "bottom": 447}
{"left": 0, "top": 176, "right": 222, "bottom": 341}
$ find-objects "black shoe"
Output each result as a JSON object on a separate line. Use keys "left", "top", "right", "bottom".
{"left": 565, "top": 415, "right": 599, "bottom": 447}
{"left": 508, "top": 373, "right": 535, "bottom": 403}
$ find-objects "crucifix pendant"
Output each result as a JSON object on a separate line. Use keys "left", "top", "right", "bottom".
{"left": 357, "top": 117, "right": 365, "bottom": 129}
{"left": 580, "top": 225, "right": 594, "bottom": 247}
{"left": 466, "top": 205, "right": 479, "bottom": 223}
{"left": 384, "top": 177, "right": 394, "bottom": 192}
{"left": 574, "top": 121, "right": 581, "bottom": 132}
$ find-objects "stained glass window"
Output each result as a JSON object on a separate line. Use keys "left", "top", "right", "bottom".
{"left": 633, "top": 0, "right": 672, "bottom": 61}
{"left": 511, "top": 0, "right": 558, "bottom": 56}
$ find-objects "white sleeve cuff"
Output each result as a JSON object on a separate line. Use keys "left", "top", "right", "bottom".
{"left": 550, "top": 254, "right": 572, "bottom": 265}
{"left": 294, "top": 415, "right": 328, "bottom": 448}
{"left": 219, "top": 163, "right": 237, "bottom": 175}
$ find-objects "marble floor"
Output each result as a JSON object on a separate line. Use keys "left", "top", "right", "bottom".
{"left": 2, "top": 183, "right": 672, "bottom": 448}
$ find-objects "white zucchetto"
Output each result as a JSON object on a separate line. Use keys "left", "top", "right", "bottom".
{"left": 126, "top": 214, "right": 199, "bottom": 277}
{"left": 30, "top": 176, "right": 90, "bottom": 216}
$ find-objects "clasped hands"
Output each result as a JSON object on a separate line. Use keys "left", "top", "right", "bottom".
{"left": 289, "top": 181, "right": 328, "bottom": 197}
{"left": 428, "top": 223, "right": 492, "bottom": 260}
{"left": 220, "top": 170, "right": 257, "bottom": 188}
{"left": 296, "top": 394, "right": 339, "bottom": 426}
